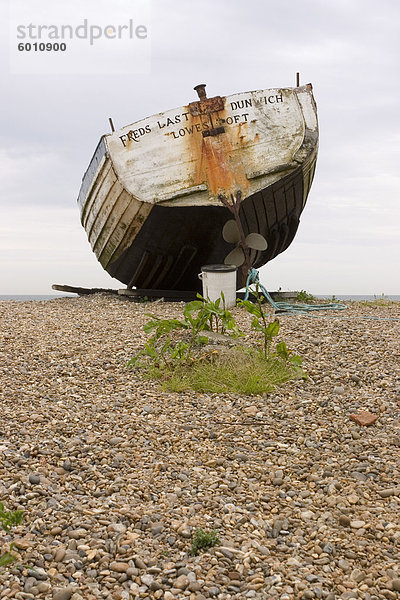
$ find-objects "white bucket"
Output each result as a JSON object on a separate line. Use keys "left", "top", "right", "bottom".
{"left": 198, "top": 264, "right": 237, "bottom": 308}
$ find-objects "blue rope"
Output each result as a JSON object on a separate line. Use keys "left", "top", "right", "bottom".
{"left": 243, "top": 268, "right": 347, "bottom": 314}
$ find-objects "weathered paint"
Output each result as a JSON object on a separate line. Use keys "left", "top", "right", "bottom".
{"left": 105, "top": 86, "right": 316, "bottom": 207}
{"left": 79, "top": 153, "right": 152, "bottom": 269}
{"left": 77, "top": 84, "right": 318, "bottom": 287}
{"left": 96, "top": 193, "right": 152, "bottom": 266}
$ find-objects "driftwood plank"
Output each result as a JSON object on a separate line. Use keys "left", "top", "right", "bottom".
{"left": 52, "top": 284, "right": 119, "bottom": 296}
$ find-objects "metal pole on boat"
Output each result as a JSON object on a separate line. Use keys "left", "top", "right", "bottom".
{"left": 296, "top": 72, "right": 300, "bottom": 87}
{"left": 108, "top": 117, "right": 115, "bottom": 132}
{"left": 194, "top": 84, "right": 207, "bottom": 100}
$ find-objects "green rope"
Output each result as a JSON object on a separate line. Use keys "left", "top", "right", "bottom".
{"left": 279, "top": 313, "right": 400, "bottom": 322}
{"left": 243, "top": 268, "right": 400, "bottom": 320}
{"left": 244, "top": 268, "right": 347, "bottom": 314}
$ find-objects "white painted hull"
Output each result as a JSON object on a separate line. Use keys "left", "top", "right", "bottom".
{"left": 77, "top": 84, "right": 318, "bottom": 290}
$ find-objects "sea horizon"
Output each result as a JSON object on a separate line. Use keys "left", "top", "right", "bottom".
{"left": 1, "top": 293, "right": 400, "bottom": 302}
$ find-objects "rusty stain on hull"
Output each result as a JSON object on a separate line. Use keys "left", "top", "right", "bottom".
{"left": 200, "top": 131, "right": 249, "bottom": 197}
{"left": 183, "top": 86, "right": 251, "bottom": 199}
{"left": 190, "top": 116, "right": 250, "bottom": 198}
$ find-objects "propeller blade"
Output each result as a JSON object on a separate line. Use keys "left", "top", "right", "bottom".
{"left": 224, "top": 247, "right": 245, "bottom": 267}
{"left": 222, "top": 220, "right": 240, "bottom": 243}
{"left": 245, "top": 233, "right": 268, "bottom": 251}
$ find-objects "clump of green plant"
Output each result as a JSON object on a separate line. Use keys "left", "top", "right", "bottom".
{"left": 162, "top": 346, "right": 304, "bottom": 395}
{"left": 129, "top": 288, "right": 304, "bottom": 394}
{"left": 362, "top": 294, "right": 397, "bottom": 308}
{"left": 295, "top": 289, "right": 316, "bottom": 303}
{"left": 238, "top": 284, "right": 303, "bottom": 368}
{"left": 128, "top": 294, "right": 240, "bottom": 371}
{"left": 191, "top": 528, "right": 220, "bottom": 556}
{"left": 0, "top": 503, "right": 24, "bottom": 568}
{"left": 238, "top": 284, "right": 280, "bottom": 359}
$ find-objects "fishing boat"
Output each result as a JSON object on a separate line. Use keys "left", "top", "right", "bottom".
{"left": 77, "top": 81, "right": 318, "bottom": 291}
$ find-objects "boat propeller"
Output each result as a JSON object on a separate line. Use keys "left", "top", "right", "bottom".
{"left": 222, "top": 219, "right": 268, "bottom": 267}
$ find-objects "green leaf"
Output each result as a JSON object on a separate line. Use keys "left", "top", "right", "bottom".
{"left": 0, "top": 505, "right": 24, "bottom": 532}
{"left": 275, "top": 341, "right": 289, "bottom": 359}
{"left": 143, "top": 318, "right": 161, "bottom": 333}
{"left": 289, "top": 355, "right": 303, "bottom": 366}
{"left": 127, "top": 355, "right": 140, "bottom": 366}
{"left": 161, "top": 338, "right": 172, "bottom": 354}
{"left": 184, "top": 300, "right": 204, "bottom": 314}
{"left": 145, "top": 318, "right": 186, "bottom": 337}
{"left": 143, "top": 341, "right": 158, "bottom": 360}
{"left": 183, "top": 301, "right": 206, "bottom": 327}
{"left": 265, "top": 319, "right": 280, "bottom": 338}
{"left": 0, "top": 552, "right": 16, "bottom": 567}
{"left": 238, "top": 300, "right": 262, "bottom": 317}
{"left": 251, "top": 317, "right": 263, "bottom": 331}
{"left": 170, "top": 342, "right": 189, "bottom": 360}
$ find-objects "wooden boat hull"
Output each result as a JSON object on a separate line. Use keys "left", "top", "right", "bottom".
{"left": 78, "top": 84, "right": 318, "bottom": 291}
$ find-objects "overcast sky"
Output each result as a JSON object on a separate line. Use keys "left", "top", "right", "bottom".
{"left": 1, "top": 0, "right": 399, "bottom": 295}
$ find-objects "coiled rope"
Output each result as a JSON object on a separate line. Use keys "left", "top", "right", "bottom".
{"left": 243, "top": 268, "right": 400, "bottom": 321}
{"left": 244, "top": 268, "right": 347, "bottom": 314}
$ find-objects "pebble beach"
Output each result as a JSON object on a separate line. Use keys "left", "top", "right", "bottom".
{"left": 1, "top": 294, "right": 400, "bottom": 600}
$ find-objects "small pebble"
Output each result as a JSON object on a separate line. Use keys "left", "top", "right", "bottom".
{"left": 350, "top": 520, "right": 366, "bottom": 529}
{"left": 53, "top": 589, "right": 73, "bottom": 600}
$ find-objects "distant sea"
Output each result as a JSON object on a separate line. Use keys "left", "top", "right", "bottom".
{"left": 316, "top": 295, "right": 400, "bottom": 301}
{"left": 0, "top": 295, "right": 76, "bottom": 301}
{"left": 0, "top": 294, "right": 399, "bottom": 302}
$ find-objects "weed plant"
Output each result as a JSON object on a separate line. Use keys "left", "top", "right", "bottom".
{"left": 129, "top": 290, "right": 305, "bottom": 395}
{"left": 0, "top": 503, "right": 24, "bottom": 568}
{"left": 128, "top": 294, "right": 240, "bottom": 371}
{"left": 362, "top": 294, "right": 397, "bottom": 308}
{"left": 295, "top": 289, "right": 316, "bottom": 303}
{"left": 162, "top": 346, "right": 303, "bottom": 395}
{"left": 191, "top": 528, "right": 220, "bottom": 555}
